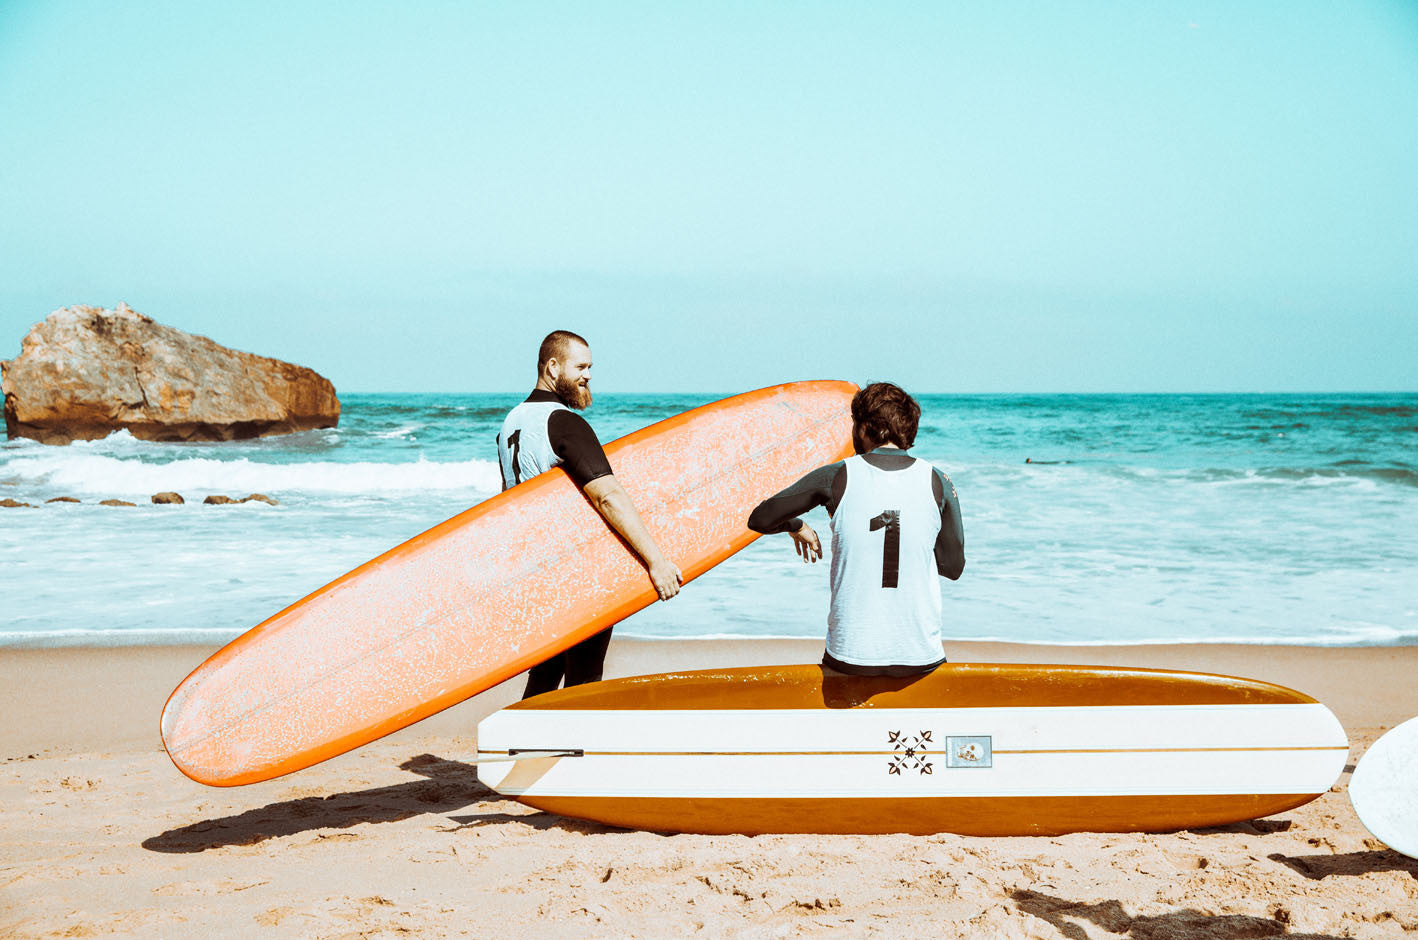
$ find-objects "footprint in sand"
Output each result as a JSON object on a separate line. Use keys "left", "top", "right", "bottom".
{"left": 154, "top": 878, "right": 270, "bottom": 897}
{"left": 303, "top": 831, "right": 363, "bottom": 848}
{"left": 255, "top": 907, "right": 298, "bottom": 927}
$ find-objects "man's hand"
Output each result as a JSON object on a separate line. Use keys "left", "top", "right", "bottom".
{"left": 791, "top": 523, "right": 822, "bottom": 563}
{"left": 649, "top": 557, "right": 683, "bottom": 600}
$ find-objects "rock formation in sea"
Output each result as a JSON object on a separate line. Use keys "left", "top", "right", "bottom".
{"left": 1, "top": 303, "right": 340, "bottom": 444}
{"left": 152, "top": 492, "right": 185, "bottom": 504}
{"left": 202, "top": 492, "right": 280, "bottom": 505}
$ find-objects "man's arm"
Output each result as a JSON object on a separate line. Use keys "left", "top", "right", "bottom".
{"left": 582, "top": 475, "right": 682, "bottom": 599}
{"left": 747, "top": 463, "right": 841, "bottom": 533}
{"left": 548, "top": 409, "right": 681, "bottom": 600}
{"left": 747, "top": 463, "right": 842, "bottom": 564}
{"left": 932, "top": 469, "right": 965, "bottom": 580}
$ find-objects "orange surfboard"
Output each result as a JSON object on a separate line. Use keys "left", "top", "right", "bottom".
{"left": 162, "top": 381, "right": 857, "bottom": 786}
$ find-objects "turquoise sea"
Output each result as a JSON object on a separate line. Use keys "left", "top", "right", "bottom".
{"left": 1, "top": 391, "right": 1414, "bottom": 648}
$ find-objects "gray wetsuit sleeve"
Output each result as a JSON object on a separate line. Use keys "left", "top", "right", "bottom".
{"left": 932, "top": 469, "right": 965, "bottom": 580}
{"left": 747, "top": 462, "right": 845, "bottom": 534}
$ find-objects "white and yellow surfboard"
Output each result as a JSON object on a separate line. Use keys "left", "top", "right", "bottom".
{"left": 476, "top": 663, "right": 1348, "bottom": 836}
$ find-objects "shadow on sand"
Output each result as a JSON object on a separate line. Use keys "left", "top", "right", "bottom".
{"left": 443, "top": 810, "right": 635, "bottom": 836}
{"left": 142, "top": 754, "right": 495, "bottom": 853}
{"left": 1187, "top": 817, "right": 1295, "bottom": 836}
{"left": 1013, "top": 889, "right": 1347, "bottom": 940}
{"left": 1268, "top": 850, "right": 1418, "bottom": 881}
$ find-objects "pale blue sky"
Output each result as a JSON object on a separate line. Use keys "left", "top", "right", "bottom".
{"left": 2, "top": 1, "right": 1415, "bottom": 393}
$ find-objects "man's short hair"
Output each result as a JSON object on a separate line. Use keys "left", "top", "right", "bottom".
{"left": 537, "top": 330, "right": 589, "bottom": 371}
{"left": 851, "top": 382, "right": 921, "bottom": 449}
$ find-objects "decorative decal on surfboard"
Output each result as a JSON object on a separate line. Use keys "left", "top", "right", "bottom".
{"left": 887, "top": 730, "right": 934, "bottom": 776}
{"left": 946, "top": 735, "right": 993, "bottom": 769}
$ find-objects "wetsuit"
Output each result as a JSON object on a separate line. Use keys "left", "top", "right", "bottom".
{"left": 497, "top": 390, "right": 615, "bottom": 698}
{"left": 747, "top": 447, "right": 964, "bottom": 676}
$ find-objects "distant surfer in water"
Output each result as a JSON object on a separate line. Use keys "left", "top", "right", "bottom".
{"left": 748, "top": 382, "right": 964, "bottom": 676}
{"left": 497, "top": 330, "right": 682, "bottom": 698}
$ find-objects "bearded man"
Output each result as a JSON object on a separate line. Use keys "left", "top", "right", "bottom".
{"left": 497, "top": 330, "right": 681, "bottom": 698}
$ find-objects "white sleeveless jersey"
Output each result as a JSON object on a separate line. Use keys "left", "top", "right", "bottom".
{"left": 826, "top": 455, "right": 944, "bottom": 667}
{"left": 497, "top": 400, "right": 571, "bottom": 491}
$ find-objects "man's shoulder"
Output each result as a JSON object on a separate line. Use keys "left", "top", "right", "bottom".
{"left": 547, "top": 408, "right": 612, "bottom": 485}
{"left": 547, "top": 409, "right": 608, "bottom": 464}
{"left": 927, "top": 464, "right": 959, "bottom": 503}
{"left": 547, "top": 406, "right": 598, "bottom": 435}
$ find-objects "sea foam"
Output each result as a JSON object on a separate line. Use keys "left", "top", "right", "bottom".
{"left": 3, "top": 449, "right": 501, "bottom": 498}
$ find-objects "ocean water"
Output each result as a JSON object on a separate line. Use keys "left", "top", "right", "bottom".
{"left": 1, "top": 392, "right": 1414, "bottom": 648}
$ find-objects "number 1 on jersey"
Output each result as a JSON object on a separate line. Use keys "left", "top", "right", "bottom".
{"left": 868, "top": 509, "right": 901, "bottom": 588}
{"left": 507, "top": 429, "right": 523, "bottom": 484}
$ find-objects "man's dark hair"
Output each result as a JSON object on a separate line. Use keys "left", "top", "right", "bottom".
{"left": 851, "top": 382, "right": 921, "bottom": 449}
{"left": 537, "top": 330, "right": 589, "bottom": 371}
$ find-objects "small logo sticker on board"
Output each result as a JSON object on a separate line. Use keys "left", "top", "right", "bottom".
{"left": 945, "top": 736, "right": 992, "bottom": 768}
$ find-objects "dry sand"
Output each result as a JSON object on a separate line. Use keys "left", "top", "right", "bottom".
{"left": 3, "top": 637, "right": 1417, "bottom": 939}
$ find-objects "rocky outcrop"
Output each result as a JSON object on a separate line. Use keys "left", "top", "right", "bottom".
{"left": 204, "top": 493, "right": 280, "bottom": 505}
{"left": 152, "top": 492, "right": 185, "bottom": 504}
{"left": 2, "top": 303, "right": 340, "bottom": 444}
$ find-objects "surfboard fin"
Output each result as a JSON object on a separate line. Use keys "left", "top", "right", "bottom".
{"left": 471, "top": 749, "right": 584, "bottom": 763}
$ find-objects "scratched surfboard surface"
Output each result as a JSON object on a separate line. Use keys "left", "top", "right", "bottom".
{"left": 162, "top": 381, "right": 857, "bottom": 786}
{"left": 476, "top": 663, "right": 1349, "bottom": 836}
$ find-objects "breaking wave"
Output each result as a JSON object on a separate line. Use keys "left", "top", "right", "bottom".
{"left": 1, "top": 444, "right": 501, "bottom": 498}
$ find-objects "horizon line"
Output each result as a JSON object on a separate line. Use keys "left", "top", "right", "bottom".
{"left": 335, "top": 388, "right": 1418, "bottom": 397}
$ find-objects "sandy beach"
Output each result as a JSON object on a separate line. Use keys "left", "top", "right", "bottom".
{"left": 3, "top": 637, "right": 1417, "bottom": 939}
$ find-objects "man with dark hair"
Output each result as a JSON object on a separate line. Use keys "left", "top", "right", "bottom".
{"left": 498, "top": 331, "right": 682, "bottom": 698}
{"left": 747, "top": 382, "right": 964, "bottom": 676}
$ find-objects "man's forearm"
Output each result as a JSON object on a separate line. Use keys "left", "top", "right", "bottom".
{"left": 746, "top": 494, "right": 806, "bottom": 534}
{"left": 747, "top": 464, "right": 838, "bottom": 534}
{"left": 588, "top": 479, "right": 669, "bottom": 567}
{"left": 581, "top": 474, "right": 681, "bottom": 600}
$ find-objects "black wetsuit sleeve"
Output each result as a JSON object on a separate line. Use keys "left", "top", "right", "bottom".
{"left": 932, "top": 468, "right": 966, "bottom": 580}
{"left": 747, "top": 462, "right": 844, "bottom": 534}
{"left": 546, "top": 410, "right": 614, "bottom": 489}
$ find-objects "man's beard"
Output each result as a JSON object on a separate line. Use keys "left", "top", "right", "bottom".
{"left": 555, "top": 374, "right": 592, "bottom": 410}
